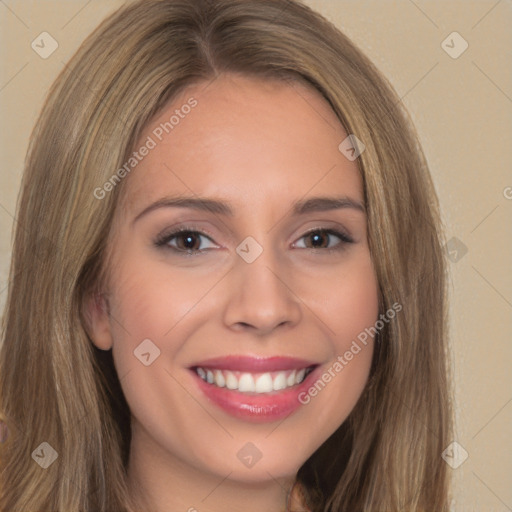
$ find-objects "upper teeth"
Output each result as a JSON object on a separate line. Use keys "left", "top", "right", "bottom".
{"left": 195, "top": 367, "right": 311, "bottom": 393}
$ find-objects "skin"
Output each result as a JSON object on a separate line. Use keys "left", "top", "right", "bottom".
{"left": 87, "top": 73, "right": 379, "bottom": 512}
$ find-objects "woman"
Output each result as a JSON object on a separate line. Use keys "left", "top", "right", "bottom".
{"left": 0, "top": 0, "right": 452, "bottom": 510}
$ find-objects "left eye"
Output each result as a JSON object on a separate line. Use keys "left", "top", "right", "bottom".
{"left": 294, "top": 229, "right": 353, "bottom": 250}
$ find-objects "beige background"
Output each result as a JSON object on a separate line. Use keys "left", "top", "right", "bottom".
{"left": 1, "top": 1, "right": 511, "bottom": 510}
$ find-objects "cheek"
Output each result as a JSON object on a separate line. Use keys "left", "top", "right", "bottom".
{"left": 296, "top": 249, "right": 379, "bottom": 343}
{"left": 296, "top": 253, "right": 379, "bottom": 426}
{"left": 105, "top": 252, "right": 232, "bottom": 395}
{"left": 108, "top": 255, "right": 212, "bottom": 341}
{"left": 326, "top": 256, "right": 379, "bottom": 343}
{"left": 329, "top": 253, "right": 379, "bottom": 376}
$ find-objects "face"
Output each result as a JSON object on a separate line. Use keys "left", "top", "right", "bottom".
{"left": 88, "top": 74, "right": 379, "bottom": 488}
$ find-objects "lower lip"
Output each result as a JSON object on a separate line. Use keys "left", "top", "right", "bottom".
{"left": 191, "top": 366, "right": 320, "bottom": 423}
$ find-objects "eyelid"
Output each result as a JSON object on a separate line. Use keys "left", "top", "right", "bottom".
{"left": 154, "top": 225, "right": 220, "bottom": 251}
{"left": 297, "top": 226, "right": 353, "bottom": 242}
{"left": 291, "top": 227, "right": 354, "bottom": 251}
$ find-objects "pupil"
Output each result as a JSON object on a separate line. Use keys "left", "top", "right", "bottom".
{"left": 183, "top": 233, "right": 197, "bottom": 249}
{"left": 311, "top": 232, "right": 326, "bottom": 248}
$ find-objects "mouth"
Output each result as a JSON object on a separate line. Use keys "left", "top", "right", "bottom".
{"left": 192, "top": 366, "right": 316, "bottom": 393}
{"left": 188, "top": 356, "right": 321, "bottom": 423}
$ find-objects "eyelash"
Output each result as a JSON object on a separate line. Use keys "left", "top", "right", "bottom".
{"left": 154, "top": 226, "right": 354, "bottom": 255}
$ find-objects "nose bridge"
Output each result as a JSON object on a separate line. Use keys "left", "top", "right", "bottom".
{"left": 241, "top": 245, "right": 284, "bottom": 298}
{"left": 223, "top": 236, "right": 301, "bottom": 333}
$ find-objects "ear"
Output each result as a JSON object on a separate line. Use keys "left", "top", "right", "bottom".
{"left": 83, "top": 291, "right": 113, "bottom": 351}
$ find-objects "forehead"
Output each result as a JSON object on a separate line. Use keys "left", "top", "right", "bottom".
{"left": 120, "top": 74, "right": 363, "bottom": 215}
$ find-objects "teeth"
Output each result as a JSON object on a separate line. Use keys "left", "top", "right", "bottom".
{"left": 272, "top": 372, "right": 287, "bottom": 391}
{"left": 195, "top": 366, "right": 313, "bottom": 394}
{"left": 238, "top": 373, "right": 255, "bottom": 392}
{"left": 225, "top": 371, "right": 238, "bottom": 390}
{"left": 214, "top": 369, "right": 225, "bottom": 388}
{"left": 256, "top": 373, "right": 274, "bottom": 393}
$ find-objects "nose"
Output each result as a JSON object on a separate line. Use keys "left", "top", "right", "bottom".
{"left": 222, "top": 247, "right": 302, "bottom": 336}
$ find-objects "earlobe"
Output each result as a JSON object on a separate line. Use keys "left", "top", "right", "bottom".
{"left": 84, "top": 291, "right": 113, "bottom": 351}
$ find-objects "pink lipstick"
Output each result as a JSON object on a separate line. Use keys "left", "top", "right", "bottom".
{"left": 189, "top": 356, "right": 320, "bottom": 423}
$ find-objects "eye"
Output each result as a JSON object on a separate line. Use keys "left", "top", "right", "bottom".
{"left": 294, "top": 228, "right": 353, "bottom": 251}
{"left": 154, "top": 228, "right": 218, "bottom": 253}
{"left": 154, "top": 226, "right": 354, "bottom": 255}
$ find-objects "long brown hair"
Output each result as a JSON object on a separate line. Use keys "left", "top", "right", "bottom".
{"left": 0, "top": 0, "right": 452, "bottom": 510}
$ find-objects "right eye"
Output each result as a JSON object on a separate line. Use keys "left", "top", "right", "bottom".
{"left": 154, "top": 228, "right": 219, "bottom": 254}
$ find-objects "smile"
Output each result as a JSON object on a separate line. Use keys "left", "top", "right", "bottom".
{"left": 189, "top": 356, "right": 321, "bottom": 423}
{"left": 194, "top": 366, "right": 315, "bottom": 394}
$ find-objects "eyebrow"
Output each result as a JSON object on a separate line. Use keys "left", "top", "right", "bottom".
{"left": 132, "top": 194, "right": 365, "bottom": 224}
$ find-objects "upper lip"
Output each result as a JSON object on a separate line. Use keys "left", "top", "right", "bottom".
{"left": 190, "top": 355, "right": 318, "bottom": 372}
